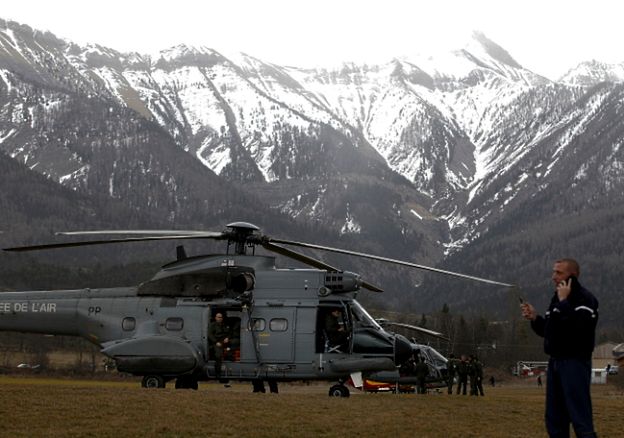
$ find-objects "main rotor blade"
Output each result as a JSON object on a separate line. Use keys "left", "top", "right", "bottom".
{"left": 382, "top": 321, "right": 450, "bottom": 341}
{"left": 3, "top": 234, "right": 223, "bottom": 252}
{"left": 57, "top": 230, "right": 223, "bottom": 237}
{"left": 268, "top": 238, "right": 515, "bottom": 288}
{"left": 261, "top": 242, "right": 384, "bottom": 292}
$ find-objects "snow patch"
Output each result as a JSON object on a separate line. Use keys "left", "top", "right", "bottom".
{"left": 197, "top": 139, "right": 231, "bottom": 175}
{"left": 59, "top": 165, "right": 90, "bottom": 184}
{"left": 0, "top": 128, "right": 17, "bottom": 144}
{"left": 0, "top": 69, "right": 13, "bottom": 92}
{"left": 410, "top": 209, "right": 423, "bottom": 220}
{"left": 340, "top": 212, "right": 361, "bottom": 234}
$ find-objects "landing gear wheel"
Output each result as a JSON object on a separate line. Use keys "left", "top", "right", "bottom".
{"left": 175, "top": 376, "right": 199, "bottom": 390}
{"left": 328, "top": 384, "right": 350, "bottom": 397}
{"left": 141, "top": 375, "right": 165, "bottom": 388}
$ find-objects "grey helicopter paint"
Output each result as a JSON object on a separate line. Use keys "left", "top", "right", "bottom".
{"left": 1, "top": 222, "right": 514, "bottom": 395}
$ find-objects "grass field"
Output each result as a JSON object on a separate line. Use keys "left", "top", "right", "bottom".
{"left": 0, "top": 376, "right": 622, "bottom": 437}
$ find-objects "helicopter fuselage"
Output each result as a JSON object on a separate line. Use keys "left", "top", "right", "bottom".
{"left": 1, "top": 254, "right": 422, "bottom": 386}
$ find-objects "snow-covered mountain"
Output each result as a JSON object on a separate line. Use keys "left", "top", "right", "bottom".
{"left": 2, "top": 19, "right": 624, "bottom": 321}
{"left": 559, "top": 60, "right": 624, "bottom": 87}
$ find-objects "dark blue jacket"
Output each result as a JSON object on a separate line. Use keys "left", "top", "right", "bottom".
{"left": 530, "top": 280, "right": 599, "bottom": 360}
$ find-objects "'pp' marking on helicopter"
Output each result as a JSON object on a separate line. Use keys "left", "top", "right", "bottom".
{"left": 0, "top": 302, "right": 57, "bottom": 313}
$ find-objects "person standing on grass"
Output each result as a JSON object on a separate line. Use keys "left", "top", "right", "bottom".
{"left": 473, "top": 356, "right": 485, "bottom": 396}
{"left": 446, "top": 354, "right": 458, "bottom": 394}
{"left": 456, "top": 355, "right": 469, "bottom": 395}
{"left": 415, "top": 355, "right": 429, "bottom": 394}
{"left": 521, "top": 258, "right": 598, "bottom": 438}
{"left": 468, "top": 355, "right": 478, "bottom": 396}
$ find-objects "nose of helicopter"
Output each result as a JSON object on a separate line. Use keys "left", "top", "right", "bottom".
{"left": 394, "top": 334, "right": 413, "bottom": 366}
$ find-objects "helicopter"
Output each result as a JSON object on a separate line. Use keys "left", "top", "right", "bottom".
{"left": 1, "top": 221, "right": 514, "bottom": 396}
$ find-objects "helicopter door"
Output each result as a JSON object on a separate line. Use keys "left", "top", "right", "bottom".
{"left": 317, "top": 304, "right": 351, "bottom": 354}
{"left": 248, "top": 307, "right": 295, "bottom": 363}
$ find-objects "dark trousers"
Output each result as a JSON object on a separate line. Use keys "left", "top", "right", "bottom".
{"left": 469, "top": 376, "right": 477, "bottom": 395}
{"left": 213, "top": 345, "right": 224, "bottom": 378}
{"left": 474, "top": 377, "right": 484, "bottom": 396}
{"left": 546, "top": 358, "right": 596, "bottom": 438}
{"left": 456, "top": 375, "right": 467, "bottom": 395}
{"left": 417, "top": 378, "right": 426, "bottom": 394}
{"left": 447, "top": 375, "right": 455, "bottom": 394}
{"left": 252, "top": 379, "right": 279, "bottom": 393}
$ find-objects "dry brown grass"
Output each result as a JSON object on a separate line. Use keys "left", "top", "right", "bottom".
{"left": 0, "top": 376, "right": 622, "bottom": 437}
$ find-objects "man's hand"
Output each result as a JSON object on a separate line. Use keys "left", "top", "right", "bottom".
{"left": 556, "top": 278, "right": 571, "bottom": 301}
{"left": 521, "top": 302, "right": 537, "bottom": 321}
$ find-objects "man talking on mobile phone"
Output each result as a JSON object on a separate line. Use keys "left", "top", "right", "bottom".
{"left": 521, "top": 258, "right": 599, "bottom": 438}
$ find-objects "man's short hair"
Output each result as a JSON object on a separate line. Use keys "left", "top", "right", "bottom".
{"left": 556, "top": 258, "right": 580, "bottom": 276}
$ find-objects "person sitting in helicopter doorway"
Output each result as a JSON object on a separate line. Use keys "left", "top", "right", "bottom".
{"left": 415, "top": 355, "right": 429, "bottom": 394}
{"left": 325, "top": 308, "right": 348, "bottom": 352}
{"left": 208, "top": 312, "right": 231, "bottom": 381}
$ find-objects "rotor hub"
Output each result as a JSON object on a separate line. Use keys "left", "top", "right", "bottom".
{"left": 226, "top": 222, "right": 261, "bottom": 254}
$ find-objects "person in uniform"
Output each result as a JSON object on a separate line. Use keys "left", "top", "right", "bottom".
{"left": 456, "top": 355, "right": 469, "bottom": 395}
{"left": 415, "top": 355, "right": 429, "bottom": 394}
{"left": 468, "top": 355, "right": 478, "bottom": 396}
{"left": 521, "top": 258, "right": 598, "bottom": 438}
{"left": 208, "top": 312, "right": 231, "bottom": 380}
{"left": 473, "top": 356, "right": 485, "bottom": 396}
{"left": 325, "top": 308, "right": 348, "bottom": 351}
{"left": 446, "top": 354, "right": 458, "bottom": 394}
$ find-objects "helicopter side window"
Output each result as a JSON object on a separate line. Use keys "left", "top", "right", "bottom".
{"left": 165, "top": 317, "right": 184, "bottom": 331}
{"left": 121, "top": 317, "right": 136, "bottom": 331}
{"left": 269, "top": 318, "right": 288, "bottom": 332}
{"left": 250, "top": 318, "right": 266, "bottom": 331}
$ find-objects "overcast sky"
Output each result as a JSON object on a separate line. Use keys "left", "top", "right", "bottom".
{"left": 2, "top": 0, "right": 623, "bottom": 80}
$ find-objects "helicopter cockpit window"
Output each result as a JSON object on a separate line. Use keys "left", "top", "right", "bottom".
{"left": 350, "top": 301, "right": 382, "bottom": 329}
{"left": 165, "top": 317, "right": 184, "bottom": 331}
{"left": 121, "top": 317, "right": 136, "bottom": 331}
{"left": 250, "top": 318, "right": 265, "bottom": 331}
{"left": 269, "top": 318, "right": 288, "bottom": 332}
{"left": 421, "top": 345, "right": 448, "bottom": 368}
